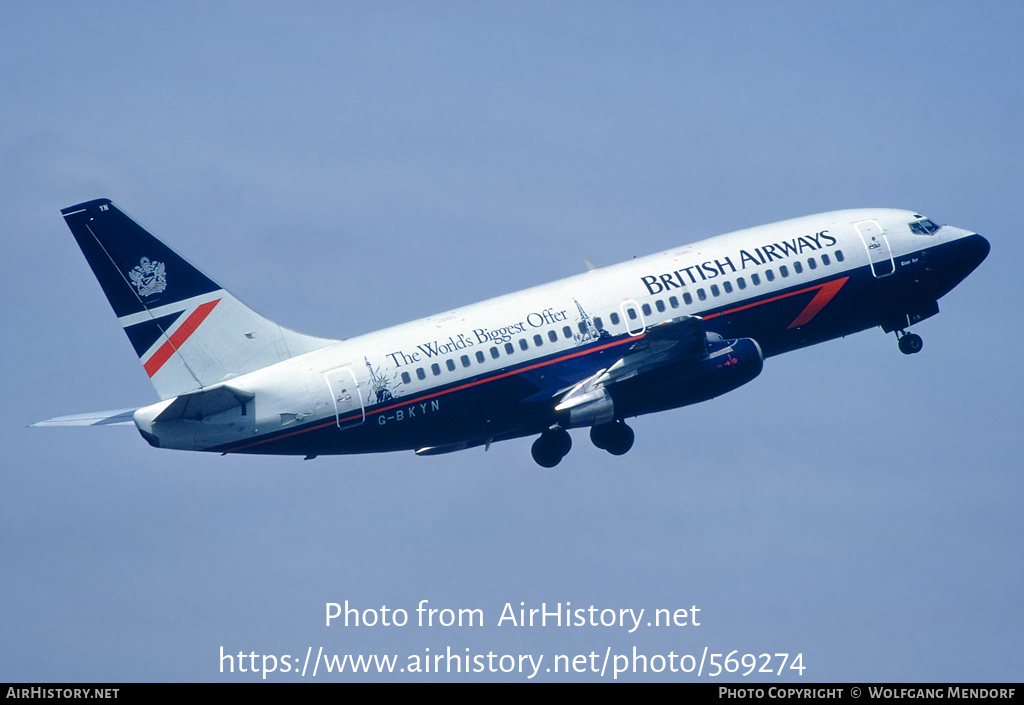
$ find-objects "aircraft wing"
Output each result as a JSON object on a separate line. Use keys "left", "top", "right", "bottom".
{"left": 599, "top": 314, "right": 707, "bottom": 382}
{"left": 513, "top": 315, "right": 707, "bottom": 411}
{"left": 548, "top": 315, "right": 707, "bottom": 419}
{"left": 31, "top": 408, "right": 138, "bottom": 427}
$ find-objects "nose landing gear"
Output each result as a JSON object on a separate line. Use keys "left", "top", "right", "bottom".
{"left": 897, "top": 331, "right": 923, "bottom": 355}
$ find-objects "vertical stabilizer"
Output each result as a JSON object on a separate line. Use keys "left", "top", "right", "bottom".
{"left": 61, "top": 199, "right": 337, "bottom": 400}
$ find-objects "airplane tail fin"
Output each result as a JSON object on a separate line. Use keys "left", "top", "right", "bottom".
{"left": 61, "top": 199, "right": 337, "bottom": 400}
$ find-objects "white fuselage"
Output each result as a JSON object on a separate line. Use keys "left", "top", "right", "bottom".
{"left": 132, "top": 208, "right": 986, "bottom": 457}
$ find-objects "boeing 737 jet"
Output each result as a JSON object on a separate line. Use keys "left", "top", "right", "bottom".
{"left": 35, "top": 199, "right": 989, "bottom": 466}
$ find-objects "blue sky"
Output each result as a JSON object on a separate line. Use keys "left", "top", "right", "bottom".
{"left": 3, "top": 1, "right": 1022, "bottom": 681}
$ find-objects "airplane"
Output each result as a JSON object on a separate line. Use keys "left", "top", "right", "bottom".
{"left": 34, "top": 198, "right": 989, "bottom": 467}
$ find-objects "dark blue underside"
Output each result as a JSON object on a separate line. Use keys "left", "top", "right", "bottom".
{"left": 210, "top": 235, "right": 987, "bottom": 456}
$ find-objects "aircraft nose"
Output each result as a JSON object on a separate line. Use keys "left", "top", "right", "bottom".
{"left": 961, "top": 233, "right": 991, "bottom": 270}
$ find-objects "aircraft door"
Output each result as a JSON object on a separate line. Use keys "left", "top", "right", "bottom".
{"left": 620, "top": 300, "right": 647, "bottom": 336}
{"left": 324, "top": 366, "right": 365, "bottom": 429}
{"left": 854, "top": 220, "right": 895, "bottom": 277}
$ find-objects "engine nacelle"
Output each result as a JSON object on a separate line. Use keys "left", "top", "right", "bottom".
{"left": 558, "top": 386, "right": 616, "bottom": 429}
{"left": 613, "top": 337, "right": 764, "bottom": 419}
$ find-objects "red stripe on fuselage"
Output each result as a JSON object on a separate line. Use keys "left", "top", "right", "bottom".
{"left": 702, "top": 276, "right": 849, "bottom": 329}
{"left": 785, "top": 277, "right": 848, "bottom": 329}
{"left": 143, "top": 299, "right": 221, "bottom": 377}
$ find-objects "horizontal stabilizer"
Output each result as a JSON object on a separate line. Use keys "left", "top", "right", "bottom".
{"left": 31, "top": 408, "right": 137, "bottom": 427}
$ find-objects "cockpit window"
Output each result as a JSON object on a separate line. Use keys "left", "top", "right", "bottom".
{"left": 909, "top": 218, "right": 940, "bottom": 235}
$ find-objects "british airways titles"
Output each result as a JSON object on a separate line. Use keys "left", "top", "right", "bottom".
{"left": 640, "top": 230, "right": 837, "bottom": 295}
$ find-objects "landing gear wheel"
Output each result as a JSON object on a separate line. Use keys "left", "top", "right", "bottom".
{"left": 590, "top": 421, "right": 635, "bottom": 456}
{"left": 605, "top": 423, "right": 634, "bottom": 456}
{"left": 531, "top": 428, "right": 572, "bottom": 467}
{"left": 898, "top": 332, "right": 923, "bottom": 355}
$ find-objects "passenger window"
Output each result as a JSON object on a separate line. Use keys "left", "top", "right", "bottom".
{"left": 627, "top": 308, "right": 638, "bottom": 320}
{"left": 835, "top": 250, "right": 845, "bottom": 262}
{"left": 807, "top": 258, "right": 817, "bottom": 270}
{"left": 577, "top": 322, "right": 588, "bottom": 335}
{"left": 609, "top": 312, "right": 620, "bottom": 326}
{"left": 401, "top": 371, "right": 411, "bottom": 384}
{"left": 505, "top": 342, "right": 514, "bottom": 355}
{"left": 697, "top": 289, "right": 707, "bottom": 301}
{"left": 793, "top": 261, "right": 803, "bottom": 274}
{"left": 669, "top": 296, "right": 679, "bottom": 308}
{"left": 766, "top": 270, "right": 775, "bottom": 282}
{"left": 683, "top": 292, "right": 693, "bottom": 305}
{"left": 475, "top": 351, "right": 485, "bottom": 363}
{"left": 416, "top": 368, "right": 426, "bottom": 381}
{"left": 593, "top": 317, "right": 603, "bottom": 331}
{"left": 710, "top": 284, "right": 720, "bottom": 297}
{"left": 431, "top": 363, "right": 441, "bottom": 376}
{"left": 751, "top": 273, "right": 761, "bottom": 285}
{"left": 490, "top": 347, "right": 500, "bottom": 359}
{"left": 821, "top": 254, "right": 831, "bottom": 266}
{"left": 780, "top": 265, "right": 789, "bottom": 278}
{"left": 562, "top": 325, "right": 572, "bottom": 338}
{"left": 641, "top": 303, "right": 652, "bottom": 316}
{"left": 461, "top": 355, "right": 470, "bottom": 368}
{"left": 446, "top": 359, "right": 456, "bottom": 372}
{"left": 656, "top": 299, "right": 666, "bottom": 313}
{"left": 534, "top": 334, "right": 543, "bottom": 346}
{"left": 737, "top": 277, "right": 746, "bottom": 290}
{"left": 519, "top": 338, "right": 529, "bottom": 351}
{"left": 723, "top": 281, "right": 733, "bottom": 293}
{"left": 548, "top": 330, "right": 558, "bottom": 343}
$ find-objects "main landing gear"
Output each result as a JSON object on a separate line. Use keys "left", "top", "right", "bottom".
{"left": 896, "top": 330, "right": 923, "bottom": 355}
{"left": 531, "top": 420, "right": 635, "bottom": 467}
{"left": 589, "top": 420, "right": 634, "bottom": 456}
{"left": 531, "top": 428, "right": 572, "bottom": 468}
